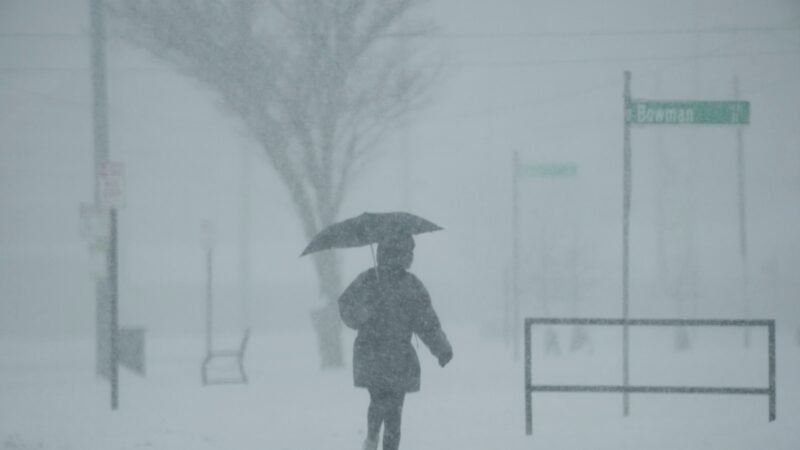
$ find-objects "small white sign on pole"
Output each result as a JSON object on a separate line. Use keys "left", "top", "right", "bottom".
{"left": 98, "top": 161, "right": 126, "bottom": 210}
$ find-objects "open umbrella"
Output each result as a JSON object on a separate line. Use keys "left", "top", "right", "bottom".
{"left": 300, "top": 211, "right": 442, "bottom": 257}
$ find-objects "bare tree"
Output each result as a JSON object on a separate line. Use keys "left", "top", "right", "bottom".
{"left": 107, "top": 0, "right": 439, "bottom": 367}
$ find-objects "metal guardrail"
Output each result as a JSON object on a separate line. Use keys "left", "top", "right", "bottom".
{"left": 524, "top": 318, "right": 776, "bottom": 434}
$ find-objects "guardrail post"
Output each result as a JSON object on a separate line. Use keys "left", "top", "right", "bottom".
{"left": 768, "top": 320, "right": 776, "bottom": 421}
{"left": 623, "top": 319, "right": 630, "bottom": 416}
{"left": 525, "top": 318, "right": 533, "bottom": 435}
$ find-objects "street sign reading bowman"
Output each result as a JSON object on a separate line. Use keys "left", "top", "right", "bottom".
{"left": 628, "top": 100, "right": 750, "bottom": 125}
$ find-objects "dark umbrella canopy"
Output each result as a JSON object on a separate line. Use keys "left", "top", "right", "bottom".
{"left": 300, "top": 212, "right": 442, "bottom": 256}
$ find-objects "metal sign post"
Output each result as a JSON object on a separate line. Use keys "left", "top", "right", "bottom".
{"left": 512, "top": 155, "right": 578, "bottom": 360}
{"left": 734, "top": 76, "right": 750, "bottom": 347}
{"left": 622, "top": 71, "right": 632, "bottom": 416}
{"left": 621, "top": 70, "right": 750, "bottom": 417}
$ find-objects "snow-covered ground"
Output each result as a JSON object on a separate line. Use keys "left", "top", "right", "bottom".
{"left": 1, "top": 324, "right": 797, "bottom": 450}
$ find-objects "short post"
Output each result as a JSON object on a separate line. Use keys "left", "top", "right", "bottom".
{"left": 512, "top": 151, "right": 520, "bottom": 360}
{"left": 768, "top": 321, "right": 776, "bottom": 421}
{"left": 204, "top": 222, "right": 214, "bottom": 360}
{"left": 524, "top": 319, "right": 533, "bottom": 435}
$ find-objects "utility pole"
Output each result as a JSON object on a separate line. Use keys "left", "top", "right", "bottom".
{"left": 89, "top": 0, "right": 110, "bottom": 202}
{"left": 89, "top": 0, "right": 118, "bottom": 410}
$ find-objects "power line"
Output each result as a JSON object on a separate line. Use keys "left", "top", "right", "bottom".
{"left": 1, "top": 24, "right": 798, "bottom": 40}
{"left": 0, "top": 31, "right": 88, "bottom": 39}
{"left": 448, "top": 49, "right": 795, "bottom": 69}
{"left": 1, "top": 47, "right": 793, "bottom": 73}
{"left": 397, "top": 24, "right": 800, "bottom": 40}
{"left": 749, "top": 75, "right": 800, "bottom": 95}
{"left": 0, "top": 66, "right": 89, "bottom": 73}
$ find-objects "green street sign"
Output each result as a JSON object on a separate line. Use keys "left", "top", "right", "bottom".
{"left": 517, "top": 163, "right": 577, "bottom": 178}
{"left": 628, "top": 100, "right": 749, "bottom": 125}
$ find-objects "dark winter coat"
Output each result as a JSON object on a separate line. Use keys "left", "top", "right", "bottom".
{"left": 338, "top": 266, "right": 451, "bottom": 393}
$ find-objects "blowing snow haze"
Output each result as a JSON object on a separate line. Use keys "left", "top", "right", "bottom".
{"left": 1, "top": 0, "right": 799, "bottom": 339}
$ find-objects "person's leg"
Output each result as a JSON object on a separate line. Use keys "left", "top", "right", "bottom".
{"left": 381, "top": 391, "right": 406, "bottom": 450}
{"left": 365, "top": 388, "right": 386, "bottom": 449}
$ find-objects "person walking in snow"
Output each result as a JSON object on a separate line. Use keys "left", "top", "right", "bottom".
{"left": 338, "top": 233, "right": 453, "bottom": 450}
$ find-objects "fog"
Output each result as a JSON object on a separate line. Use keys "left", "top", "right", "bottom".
{"left": 2, "top": 1, "right": 800, "bottom": 449}
{"left": 1, "top": 0, "right": 799, "bottom": 344}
